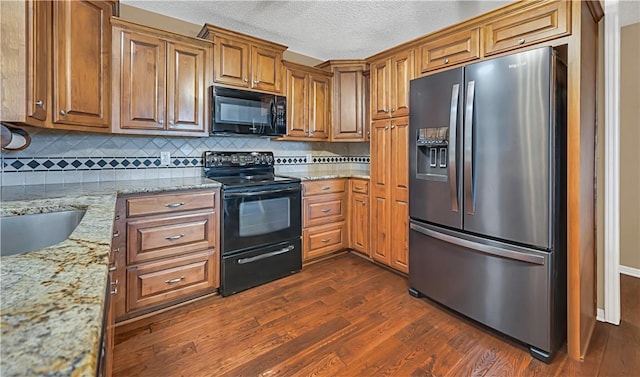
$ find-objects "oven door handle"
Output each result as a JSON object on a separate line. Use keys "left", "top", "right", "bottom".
{"left": 224, "top": 187, "right": 300, "bottom": 198}
{"left": 237, "top": 245, "right": 295, "bottom": 264}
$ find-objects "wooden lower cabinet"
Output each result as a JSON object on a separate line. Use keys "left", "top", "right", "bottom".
{"left": 303, "top": 221, "right": 347, "bottom": 261}
{"left": 112, "top": 189, "right": 220, "bottom": 321}
{"left": 349, "top": 179, "right": 370, "bottom": 256}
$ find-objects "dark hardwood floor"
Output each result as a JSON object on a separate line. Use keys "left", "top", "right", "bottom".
{"left": 114, "top": 254, "right": 640, "bottom": 377}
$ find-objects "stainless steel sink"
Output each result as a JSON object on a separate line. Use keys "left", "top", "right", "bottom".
{"left": 0, "top": 210, "right": 86, "bottom": 257}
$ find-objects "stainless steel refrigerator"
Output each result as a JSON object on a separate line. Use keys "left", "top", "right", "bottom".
{"left": 408, "top": 46, "right": 567, "bottom": 363}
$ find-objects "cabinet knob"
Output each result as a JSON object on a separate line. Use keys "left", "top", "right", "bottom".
{"left": 391, "top": 108, "right": 396, "bottom": 112}
{"left": 110, "top": 287, "right": 118, "bottom": 295}
{"left": 113, "top": 230, "right": 120, "bottom": 238}
{"left": 60, "top": 110, "right": 67, "bottom": 116}
{"left": 358, "top": 131, "right": 362, "bottom": 135}
{"left": 391, "top": 125, "right": 396, "bottom": 129}
{"left": 383, "top": 108, "right": 389, "bottom": 113}
{"left": 243, "top": 78, "right": 249, "bottom": 82}
{"left": 35, "top": 100, "right": 43, "bottom": 107}
{"left": 444, "top": 58, "right": 449, "bottom": 64}
{"left": 108, "top": 261, "right": 117, "bottom": 272}
{"left": 518, "top": 38, "right": 525, "bottom": 45}
{"left": 384, "top": 126, "right": 389, "bottom": 130}
{"left": 159, "top": 119, "right": 164, "bottom": 125}
{"left": 253, "top": 80, "right": 260, "bottom": 84}
{"left": 169, "top": 120, "right": 174, "bottom": 127}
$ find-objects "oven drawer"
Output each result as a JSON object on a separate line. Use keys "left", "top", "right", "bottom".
{"left": 126, "top": 191, "right": 216, "bottom": 217}
{"left": 350, "top": 179, "right": 369, "bottom": 194}
{"left": 127, "top": 251, "right": 216, "bottom": 312}
{"left": 303, "top": 221, "right": 347, "bottom": 261}
{"left": 303, "top": 179, "right": 347, "bottom": 196}
{"left": 127, "top": 212, "right": 216, "bottom": 264}
{"left": 303, "top": 193, "right": 346, "bottom": 227}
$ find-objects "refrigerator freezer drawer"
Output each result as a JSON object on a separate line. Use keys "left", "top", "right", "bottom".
{"left": 409, "top": 221, "right": 565, "bottom": 357}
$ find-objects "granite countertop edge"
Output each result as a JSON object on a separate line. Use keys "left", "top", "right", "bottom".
{"left": 0, "top": 177, "right": 222, "bottom": 377}
{"left": 279, "top": 171, "right": 370, "bottom": 181}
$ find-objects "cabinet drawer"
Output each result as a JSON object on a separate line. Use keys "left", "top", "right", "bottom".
{"left": 127, "top": 251, "right": 216, "bottom": 312}
{"left": 126, "top": 191, "right": 215, "bottom": 217}
{"left": 350, "top": 179, "right": 369, "bottom": 194}
{"left": 127, "top": 212, "right": 215, "bottom": 264}
{"left": 303, "top": 193, "right": 346, "bottom": 227}
{"left": 303, "top": 221, "right": 347, "bottom": 261}
{"left": 419, "top": 28, "right": 480, "bottom": 74}
{"left": 303, "top": 179, "right": 346, "bottom": 196}
{"left": 484, "top": 1, "right": 570, "bottom": 56}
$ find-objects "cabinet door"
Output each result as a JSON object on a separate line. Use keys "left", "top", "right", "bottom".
{"left": 331, "top": 67, "right": 365, "bottom": 141}
{"left": 390, "top": 199, "right": 409, "bottom": 273}
{"left": 350, "top": 192, "right": 369, "bottom": 255}
{"left": 370, "top": 119, "right": 391, "bottom": 264}
{"left": 390, "top": 117, "right": 409, "bottom": 272}
{"left": 167, "top": 42, "right": 206, "bottom": 133}
{"left": 120, "top": 31, "right": 166, "bottom": 130}
{"left": 26, "top": 0, "right": 49, "bottom": 123}
{"left": 370, "top": 59, "right": 391, "bottom": 120}
{"left": 215, "top": 36, "right": 249, "bottom": 88}
{"left": 52, "top": 0, "right": 111, "bottom": 128}
{"left": 419, "top": 28, "right": 480, "bottom": 74}
{"left": 391, "top": 51, "right": 413, "bottom": 118}
{"left": 308, "top": 74, "right": 330, "bottom": 140}
{"left": 286, "top": 69, "right": 308, "bottom": 138}
{"left": 251, "top": 46, "right": 282, "bottom": 93}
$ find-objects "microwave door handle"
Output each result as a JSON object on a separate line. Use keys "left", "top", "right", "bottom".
{"left": 270, "top": 99, "right": 276, "bottom": 130}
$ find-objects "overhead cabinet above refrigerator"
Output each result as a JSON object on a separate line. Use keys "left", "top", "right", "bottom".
{"left": 408, "top": 47, "right": 567, "bottom": 363}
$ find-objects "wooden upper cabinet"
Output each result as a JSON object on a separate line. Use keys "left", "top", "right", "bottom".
{"left": 418, "top": 27, "right": 480, "bottom": 74}
{"left": 282, "top": 61, "right": 331, "bottom": 141}
{"left": 370, "top": 50, "right": 413, "bottom": 120}
{"left": 316, "top": 60, "right": 368, "bottom": 142}
{"left": 484, "top": 1, "right": 570, "bottom": 56}
{"left": 215, "top": 37, "right": 250, "bottom": 88}
{"left": 26, "top": 0, "right": 49, "bottom": 123}
{"left": 308, "top": 74, "right": 330, "bottom": 140}
{"left": 53, "top": 0, "right": 111, "bottom": 128}
{"left": 251, "top": 46, "right": 282, "bottom": 93}
{"left": 112, "top": 19, "right": 212, "bottom": 136}
{"left": 198, "top": 24, "right": 286, "bottom": 94}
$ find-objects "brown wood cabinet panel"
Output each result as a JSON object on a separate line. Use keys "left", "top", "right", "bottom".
{"left": 26, "top": 0, "right": 49, "bottom": 122}
{"left": 308, "top": 74, "right": 330, "bottom": 139}
{"left": 390, "top": 199, "right": 409, "bottom": 273}
{"left": 285, "top": 68, "right": 309, "bottom": 138}
{"left": 303, "top": 179, "right": 346, "bottom": 196}
{"left": 370, "top": 120, "right": 390, "bottom": 195}
{"left": 349, "top": 189, "right": 369, "bottom": 256}
{"left": 419, "top": 28, "right": 480, "bottom": 74}
{"left": 127, "top": 211, "right": 216, "bottom": 264}
{"left": 391, "top": 51, "right": 413, "bottom": 117}
{"left": 120, "top": 31, "right": 166, "bottom": 130}
{"left": 215, "top": 37, "right": 250, "bottom": 88}
{"left": 370, "top": 59, "right": 390, "bottom": 120}
{"left": 52, "top": 0, "right": 110, "bottom": 128}
{"left": 127, "top": 251, "right": 216, "bottom": 312}
{"left": 322, "top": 62, "right": 368, "bottom": 141}
{"left": 370, "top": 195, "right": 389, "bottom": 264}
{"left": 303, "top": 193, "right": 346, "bottom": 228}
{"left": 350, "top": 179, "right": 369, "bottom": 195}
{"left": 251, "top": 45, "right": 282, "bottom": 93}
{"left": 303, "top": 221, "right": 347, "bottom": 261}
{"left": 391, "top": 117, "right": 409, "bottom": 203}
{"left": 126, "top": 191, "right": 216, "bottom": 217}
{"left": 167, "top": 42, "right": 206, "bottom": 132}
{"left": 484, "top": 1, "right": 570, "bottom": 56}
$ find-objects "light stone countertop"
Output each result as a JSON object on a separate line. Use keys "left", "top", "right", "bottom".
{"left": 0, "top": 177, "right": 221, "bottom": 377}
{"left": 279, "top": 170, "right": 370, "bottom": 181}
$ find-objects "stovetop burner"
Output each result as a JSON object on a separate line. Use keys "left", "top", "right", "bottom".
{"left": 202, "top": 151, "right": 300, "bottom": 189}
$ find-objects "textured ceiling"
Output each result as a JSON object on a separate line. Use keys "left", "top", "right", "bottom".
{"left": 120, "top": 0, "right": 513, "bottom": 60}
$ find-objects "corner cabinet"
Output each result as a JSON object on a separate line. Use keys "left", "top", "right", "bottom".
{"left": 111, "top": 19, "right": 212, "bottom": 137}
{"left": 370, "top": 117, "right": 409, "bottom": 273}
{"left": 0, "top": 0, "right": 115, "bottom": 131}
{"left": 316, "top": 60, "right": 369, "bottom": 142}
{"left": 281, "top": 61, "right": 332, "bottom": 141}
{"left": 111, "top": 189, "right": 220, "bottom": 322}
{"left": 198, "top": 24, "right": 286, "bottom": 94}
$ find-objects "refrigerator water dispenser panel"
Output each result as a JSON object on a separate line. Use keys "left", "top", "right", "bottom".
{"left": 416, "top": 127, "right": 449, "bottom": 181}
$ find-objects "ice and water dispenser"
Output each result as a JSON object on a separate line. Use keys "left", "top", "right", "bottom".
{"left": 416, "top": 126, "right": 449, "bottom": 182}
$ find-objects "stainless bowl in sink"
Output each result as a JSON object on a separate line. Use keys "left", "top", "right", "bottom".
{"left": 0, "top": 210, "right": 86, "bottom": 257}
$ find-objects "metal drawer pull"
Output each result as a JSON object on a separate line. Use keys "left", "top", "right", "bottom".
{"left": 321, "top": 186, "right": 331, "bottom": 190}
{"left": 108, "top": 261, "right": 117, "bottom": 272}
{"left": 165, "top": 202, "right": 185, "bottom": 208}
{"left": 321, "top": 208, "right": 332, "bottom": 213}
{"left": 165, "top": 234, "right": 185, "bottom": 241}
{"left": 321, "top": 238, "right": 332, "bottom": 243}
{"left": 113, "top": 247, "right": 120, "bottom": 253}
{"left": 35, "top": 100, "right": 43, "bottom": 106}
{"left": 110, "top": 279, "right": 118, "bottom": 286}
{"left": 110, "top": 288, "right": 118, "bottom": 295}
{"left": 165, "top": 276, "right": 185, "bottom": 284}
{"left": 355, "top": 186, "right": 364, "bottom": 190}
{"left": 518, "top": 38, "right": 525, "bottom": 45}
{"left": 237, "top": 245, "right": 295, "bottom": 264}
{"left": 444, "top": 58, "right": 449, "bottom": 64}
{"left": 113, "top": 230, "right": 119, "bottom": 238}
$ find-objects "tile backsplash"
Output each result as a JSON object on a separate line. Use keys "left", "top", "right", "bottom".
{"left": 0, "top": 126, "right": 370, "bottom": 186}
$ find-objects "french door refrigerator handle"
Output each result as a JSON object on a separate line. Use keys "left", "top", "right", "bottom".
{"left": 449, "top": 84, "right": 460, "bottom": 212}
{"left": 409, "top": 222, "right": 545, "bottom": 265}
{"left": 464, "top": 80, "right": 476, "bottom": 215}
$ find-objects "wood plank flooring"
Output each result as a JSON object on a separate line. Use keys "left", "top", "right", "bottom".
{"left": 114, "top": 254, "right": 640, "bottom": 377}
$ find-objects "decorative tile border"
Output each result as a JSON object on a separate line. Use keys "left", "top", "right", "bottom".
{"left": 1, "top": 155, "right": 370, "bottom": 173}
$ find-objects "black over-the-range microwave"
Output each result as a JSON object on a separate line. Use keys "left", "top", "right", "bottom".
{"left": 209, "top": 86, "right": 286, "bottom": 136}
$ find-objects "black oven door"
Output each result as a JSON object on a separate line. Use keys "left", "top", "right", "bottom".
{"left": 222, "top": 183, "right": 301, "bottom": 253}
